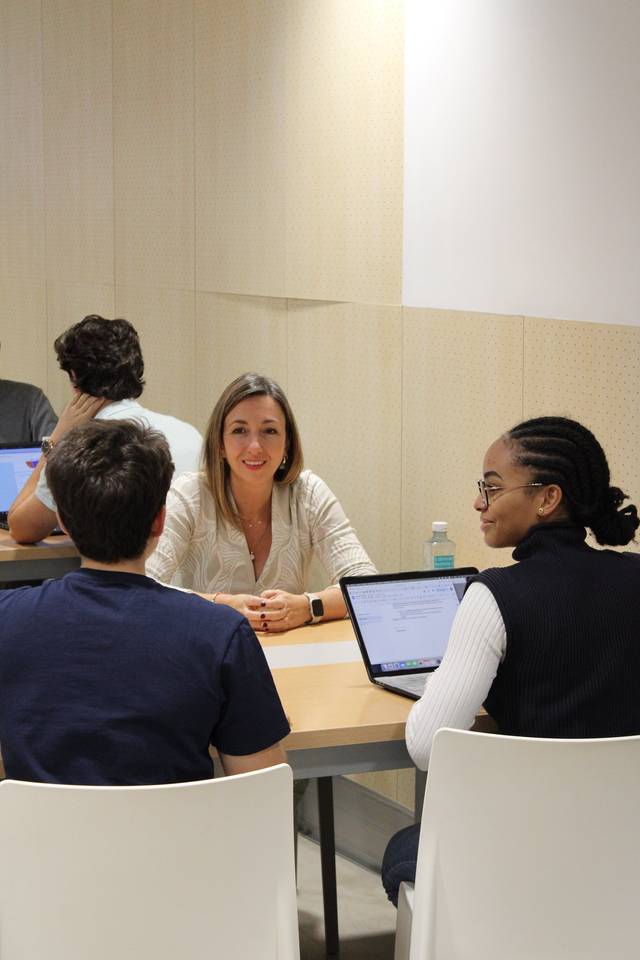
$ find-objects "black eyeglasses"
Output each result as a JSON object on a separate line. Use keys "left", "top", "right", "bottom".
{"left": 476, "top": 479, "right": 544, "bottom": 510}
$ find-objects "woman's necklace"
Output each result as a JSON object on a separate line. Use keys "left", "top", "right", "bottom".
{"left": 237, "top": 495, "right": 272, "bottom": 562}
{"left": 239, "top": 515, "right": 266, "bottom": 529}
{"left": 239, "top": 508, "right": 272, "bottom": 562}
{"left": 245, "top": 521, "right": 271, "bottom": 562}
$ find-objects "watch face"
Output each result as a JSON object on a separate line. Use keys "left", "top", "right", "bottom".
{"left": 311, "top": 597, "right": 324, "bottom": 618}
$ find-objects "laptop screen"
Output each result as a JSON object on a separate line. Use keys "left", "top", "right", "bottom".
{"left": 0, "top": 444, "right": 42, "bottom": 512}
{"left": 341, "top": 569, "right": 477, "bottom": 678}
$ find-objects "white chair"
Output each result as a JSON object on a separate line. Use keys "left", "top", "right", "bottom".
{"left": 395, "top": 729, "right": 640, "bottom": 960}
{"left": 0, "top": 764, "right": 299, "bottom": 960}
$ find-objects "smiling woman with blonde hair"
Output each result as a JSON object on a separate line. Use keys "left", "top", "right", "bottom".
{"left": 147, "top": 372, "right": 376, "bottom": 632}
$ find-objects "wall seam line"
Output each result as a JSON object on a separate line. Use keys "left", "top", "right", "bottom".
{"left": 521, "top": 315, "right": 526, "bottom": 420}
{"left": 40, "top": 0, "right": 49, "bottom": 392}
{"left": 399, "top": 305, "right": 404, "bottom": 571}
{"left": 192, "top": 0, "right": 198, "bottom": 424}
{"left": 111, "top": 0, "right": 116, "bottom": 311}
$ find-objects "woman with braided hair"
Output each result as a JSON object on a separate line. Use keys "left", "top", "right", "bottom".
{"left": 382, "top": 415, "right": 639, "bottom": 906}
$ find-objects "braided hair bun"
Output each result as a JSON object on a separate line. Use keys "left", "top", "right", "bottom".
{"left": 588, "top": 486, "right": 639, "bottom": 546}
{"left": 507, "top": 416, "right": 639, "bottom": 547}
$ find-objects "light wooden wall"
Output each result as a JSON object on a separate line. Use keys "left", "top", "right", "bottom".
{"left": 1, "top": 0, "right": 639, "bottom": 812}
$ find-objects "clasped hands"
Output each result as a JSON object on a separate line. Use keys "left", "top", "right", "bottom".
{"left": 222, "top": 589, "right": 311, "bottom": 633}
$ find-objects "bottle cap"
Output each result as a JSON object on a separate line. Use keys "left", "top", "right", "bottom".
{"left": 432, "top": 521, "right": 448, "bottom": 532}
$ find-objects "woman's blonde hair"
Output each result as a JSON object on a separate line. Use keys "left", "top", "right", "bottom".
{"left": 203, "top": 372, "right": 304, "bottom": 527}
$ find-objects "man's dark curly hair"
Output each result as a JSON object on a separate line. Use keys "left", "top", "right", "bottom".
{"left": 54, "top": 315, "right": 145, "bottom": 400}
{"left": 47, "top": 420, "right": 174, "bottom": 563}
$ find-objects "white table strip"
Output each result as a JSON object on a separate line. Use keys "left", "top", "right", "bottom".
{"left": 264, "top": 639, "right": 361, "bottom": 669}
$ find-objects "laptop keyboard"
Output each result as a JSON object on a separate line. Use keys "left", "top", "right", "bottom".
{"left": 392, "top": 674, "right": 431, "bottom": 695}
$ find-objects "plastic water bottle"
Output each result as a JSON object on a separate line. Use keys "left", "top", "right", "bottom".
{"left": 424, "top": 521, "right": 456, "bottom": 570}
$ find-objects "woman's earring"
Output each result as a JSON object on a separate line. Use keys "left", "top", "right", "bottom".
{"left": 280, "top": 455, "right": 287, "bottom": 467}
{"left": 537, "top": 506, "right": 544, "bottom": 516}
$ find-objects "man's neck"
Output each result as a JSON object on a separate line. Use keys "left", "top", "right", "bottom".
{"left": 74, "top": 530, "right": 159, "bottom": 576}
{"left": 81, "top": 556, "right": 147, "bottom": 576}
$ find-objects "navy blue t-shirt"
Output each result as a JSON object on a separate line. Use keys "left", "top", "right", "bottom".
{"left": 0, "top": 569, "right": 290, "bottom": 785}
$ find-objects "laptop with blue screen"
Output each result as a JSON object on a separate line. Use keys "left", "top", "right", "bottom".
{"left": 0, "top": 443, "right": 42, "bottom": 529}
{"left": 340, "top": 567, "right": 478, "bottom": 700}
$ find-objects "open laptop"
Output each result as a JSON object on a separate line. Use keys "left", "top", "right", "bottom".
{"left": 0, "top": 443, "right": 43, "bottom": 529}
{"left": 340, "top": 567, "right": 478, "bottom": 700}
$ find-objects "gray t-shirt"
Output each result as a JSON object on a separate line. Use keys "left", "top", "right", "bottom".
{"left": 0, "top": 379, "right": 57, "bottom": 444}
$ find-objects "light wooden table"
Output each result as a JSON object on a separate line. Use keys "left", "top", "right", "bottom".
{"left": 265, "top": 618, "right": 413, "bottom": 755}
{"left": 0, "top": 529, "right": 80, "bottom": 583}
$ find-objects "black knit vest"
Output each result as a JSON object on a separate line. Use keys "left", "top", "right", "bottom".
{"left": 471, "top": 523, "right": 640, "bottom": 738}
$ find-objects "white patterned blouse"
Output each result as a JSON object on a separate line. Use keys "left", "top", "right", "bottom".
{"left": 146, "top": 469, "right": 376, "bottom": 594}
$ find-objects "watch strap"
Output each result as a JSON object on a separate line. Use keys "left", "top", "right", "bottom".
{"left": 304, "top": 592, "right": 324, "bottom": 624}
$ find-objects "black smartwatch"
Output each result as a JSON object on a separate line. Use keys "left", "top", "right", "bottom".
{"left": 304, "top": 592, "right": 324, "bottom": 624}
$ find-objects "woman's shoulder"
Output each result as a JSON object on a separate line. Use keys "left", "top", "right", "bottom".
{"left": 285, "top": 469, "right": 335, "bottom": 507}
{"left": 471, "top": 563, "right": 524, "bottom": 595}
{"left": 290, "top": 467, "right": 323, "bottom": 490}
{"left": 615, "top": 547, "right": 640, "bottom": 563}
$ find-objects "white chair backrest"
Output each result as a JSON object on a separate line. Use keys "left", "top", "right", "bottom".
{"left": 0, "top": 764, "right": 299, "bottom": 960}
{"left": 409, "top": 729, "right": 640, "bottom": 960}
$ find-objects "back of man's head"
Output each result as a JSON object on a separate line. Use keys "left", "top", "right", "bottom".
{"left": 47, "top": 420, "right": 174, "bottom": 563}
{"left": 54, "top": 315, "right": 145, "bottom": 400}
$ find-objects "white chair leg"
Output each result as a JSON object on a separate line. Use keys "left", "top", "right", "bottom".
{"left": 394, "top": 881, "right": 415, "bottom": 960}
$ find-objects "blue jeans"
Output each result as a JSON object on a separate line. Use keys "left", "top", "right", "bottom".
{"left": 381, "top": 822, "right": 421, "bottom": 907}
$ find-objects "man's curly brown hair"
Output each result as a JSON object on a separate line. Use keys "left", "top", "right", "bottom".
{"left": 54, "top": 315, "right": 145, "bottom": 400}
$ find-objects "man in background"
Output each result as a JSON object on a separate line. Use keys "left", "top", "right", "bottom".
{"left": 0, "top": 342, "right": 57, "bottom": 443}
{"left": 8, "top": 315, "right": 202, "bottom": 542}
{"left": 0, "top": 419, "right": 289, "bottom": 784}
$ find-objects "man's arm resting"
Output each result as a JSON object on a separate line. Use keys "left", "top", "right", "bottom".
{"left": 9, "top": 391, "right": 107, "bottom": 543}
{"left": 7, "top": 456, "right": 57, "bottom": 543}
{"left": 219, "top": 742, "right": 287, "bottom": 776}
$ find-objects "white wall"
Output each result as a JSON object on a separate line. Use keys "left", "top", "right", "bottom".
{"left": 403, "top": 0, "right": 640, "bottom": 326}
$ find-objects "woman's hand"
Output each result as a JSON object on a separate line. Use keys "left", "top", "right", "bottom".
{"left": 207, "top": 587, "right": 344, "bottom": 633}
{"left": 256, "top": 590, "right": 311, "bottom": 632}
{"left": 209, "top": 592, "right": 270, "bottom": 629}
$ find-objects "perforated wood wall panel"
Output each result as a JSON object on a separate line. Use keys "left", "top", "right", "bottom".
{"left": 402, "top": 308, "right": 525, "bottom": 574}
{"left": 283, "top": 0, "right": 403, "bottom": 304}
{"left": 0, "top": 280, "right": 47, "bottom": 388}
{"left": 0, "top": 0, "right": 45, "bottom": 280}
{"left": 287, "top": 300, "right": 402, "bottom": 574}
{"left": 195, "top": 0, "right": 287, "bottom": 298}
{"left": 115, "top": 285, "right": 197, "bottom": 426}
{"left": 113, "top": 0, "right": 194, "bottom": 290}
{"left": 524, "top": 317, "right": 640, "bottom": 552}
{"left": 195, "top": 292, "right": 288, "bottom": 432}
{"left": 42, "top": 0, "right": 113, "bottom": 285}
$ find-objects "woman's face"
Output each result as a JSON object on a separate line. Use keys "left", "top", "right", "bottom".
{"left": 222, "top": 394, "right": 287, "bottom": 489}
{"left": 474, "top": 437, "right": 546, "bottom": 548}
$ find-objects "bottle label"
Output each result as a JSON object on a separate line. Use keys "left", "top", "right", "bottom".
{"left": 433, "top": 555, "right": 455, "bottom": 570}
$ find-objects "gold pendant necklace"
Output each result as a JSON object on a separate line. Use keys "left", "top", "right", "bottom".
{"left": 245, "top": 521, "right": 271, "bottom": 562}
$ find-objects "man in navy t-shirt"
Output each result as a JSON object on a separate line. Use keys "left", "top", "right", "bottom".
{"left": 0, "top": 419, "right": 290, "bottom": 785}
